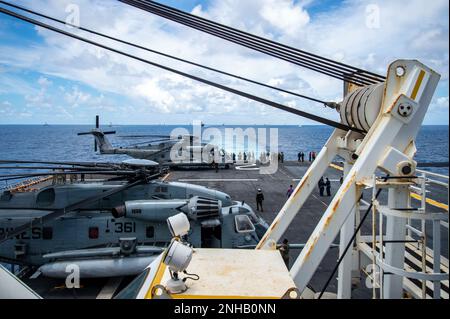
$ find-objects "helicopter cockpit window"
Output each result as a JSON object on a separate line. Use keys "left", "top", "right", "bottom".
{"left": 248, "top": 212, "right": 260, "bottom": 224}
{"left": 238, "top": 207, "right": 249, "bottom": 214}
{"left": 229, "top": 206, "right": 250, "bottom": 215}
{"left": 234, "top": 215, "right": 255, "bottom": 233}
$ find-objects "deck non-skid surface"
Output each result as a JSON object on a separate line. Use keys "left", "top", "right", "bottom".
{"left": 158, "top": 249, "right": 296, "bottom": 298}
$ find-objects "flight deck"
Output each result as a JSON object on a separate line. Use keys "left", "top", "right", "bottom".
{"left": 5, "top": 161, "right": 447, "bottom": 299}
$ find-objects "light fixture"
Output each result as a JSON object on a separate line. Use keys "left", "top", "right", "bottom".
{"left": 163, "top": 239, "right": 194, "bottom": 294}
{"left": 163, "top": 239, "right": 193, "bottom": 273}
{"left": 167, "top": 213, "right": 190, "bottom": 237}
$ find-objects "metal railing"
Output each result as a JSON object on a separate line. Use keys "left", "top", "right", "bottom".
{"left": 367, "top": 172, "right": 449, "bottom": 299}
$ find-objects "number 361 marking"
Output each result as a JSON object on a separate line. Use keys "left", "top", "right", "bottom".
{"left": 114, "top": 222, "right": 136, "bottom": 233}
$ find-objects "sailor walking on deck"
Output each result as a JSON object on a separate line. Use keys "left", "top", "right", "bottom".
{"left": 286, "top": 185, "right": 294, "bottom": 198}
{"left": 256, "top": 188, "right": 264, "bottom": 212}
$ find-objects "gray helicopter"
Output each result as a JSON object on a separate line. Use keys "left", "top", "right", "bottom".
{"left": 0, "top": 159, "right": 268, "bottom": 278}
{"left": 78, "top": 116, "right": 230, "bottom": 169}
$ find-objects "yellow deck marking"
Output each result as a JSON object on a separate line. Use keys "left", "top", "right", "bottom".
{"left": 411, "top": 70, "right": 426, "bottom": 100}
{"left": 410, "top": 193, "right": 448, "bottom": 211}
{"left": 145, "top": 259, "right": 167, "bottom": 299}
{"left": 329, "top": 163, "right": 344, "bottom": 171}
{"left": 329, "top": 164, "right": 448, "bottom": 212}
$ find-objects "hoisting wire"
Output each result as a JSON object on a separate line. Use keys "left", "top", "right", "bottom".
{"left": 121, "top": 0, "right": 372, "bottom": 86}
{"left": 0, "top": 0, "right": 331, "bottom": 107}
{"left": 0, "top": 6, "right": 364, "bottom": 133}
{"left": 120, "top": 0, "right": 386, "bottom": 86}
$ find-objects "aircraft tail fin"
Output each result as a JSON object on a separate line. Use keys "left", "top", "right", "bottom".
{"left": 77, "top": 115, "right": 116, "bottom": 153}
{"left": 78, "top": 129, "right": 116, "bottom": 153}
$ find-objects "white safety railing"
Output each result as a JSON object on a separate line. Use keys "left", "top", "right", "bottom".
{"left": 367, "top": 172, "right": 449, "bottom": 299}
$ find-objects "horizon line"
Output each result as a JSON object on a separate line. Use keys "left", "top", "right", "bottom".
{"left": 0, "top": 123, "right": 448, "bottom": 126}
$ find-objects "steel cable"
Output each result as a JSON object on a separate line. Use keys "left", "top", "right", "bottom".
{"left": 0, "top": 6, "right": 364, "bottom": 133}
{"left": 121, "top": 0, "right": 385, "bottom": 85}
{"left": 142, "top": 0, "right": 386, "bottom": 82}
{"left": 121, "top": 0, "right": 372, "bottom": 86}
{"left": 0, "top": 0, "right": 330, "bottom": 106}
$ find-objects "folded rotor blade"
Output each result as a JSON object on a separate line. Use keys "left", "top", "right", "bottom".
{"left": 0, "top": 173, "right": 160, "bottom": 243}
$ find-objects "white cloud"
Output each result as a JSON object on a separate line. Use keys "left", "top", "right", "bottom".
{"left": 0, "top": 100, "right": 14, "bottom": 116}
{"left": 64, "top": 85, "right": 91, "bottom": 108}
{"left": 259, "top": 0, "right": 310, "bottom": 36}
{"left": 0, "top": 0, "right": 448, "bottom": 124}
{"left": 56, "top": 105, "right": 74, "bottom": 119}
{"left": 24, "top": 75, "right": 55, "bottom": 108}
{"left": 134, "top": 77, "right": 176, "bottom": 112}
{"left": 37, "top": 76, "right": 52, "bottom": 87}
{"left": 18, "top": 112, "right": 33, "bottom": 118}
{"left": 431, "top": 96, "right": 449, "bottom": 111}
{"left": 0, "top": 73, "right": 37, "bottom": 95}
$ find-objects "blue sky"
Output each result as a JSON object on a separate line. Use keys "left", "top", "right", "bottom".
{"left": 0, "top": 0, "right": 448, "bottom": 125}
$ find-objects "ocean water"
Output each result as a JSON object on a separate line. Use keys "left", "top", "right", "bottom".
{"left": 0, "top": 125, "right": 448, "bottom": 186}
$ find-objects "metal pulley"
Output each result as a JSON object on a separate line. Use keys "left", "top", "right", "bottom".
{"left": 339, "top": 83, "right": 385, "bottom": 132}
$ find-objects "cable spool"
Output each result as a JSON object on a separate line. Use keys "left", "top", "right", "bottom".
{"left": 340, "top": 83, "right": 384, "bottom": 132}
